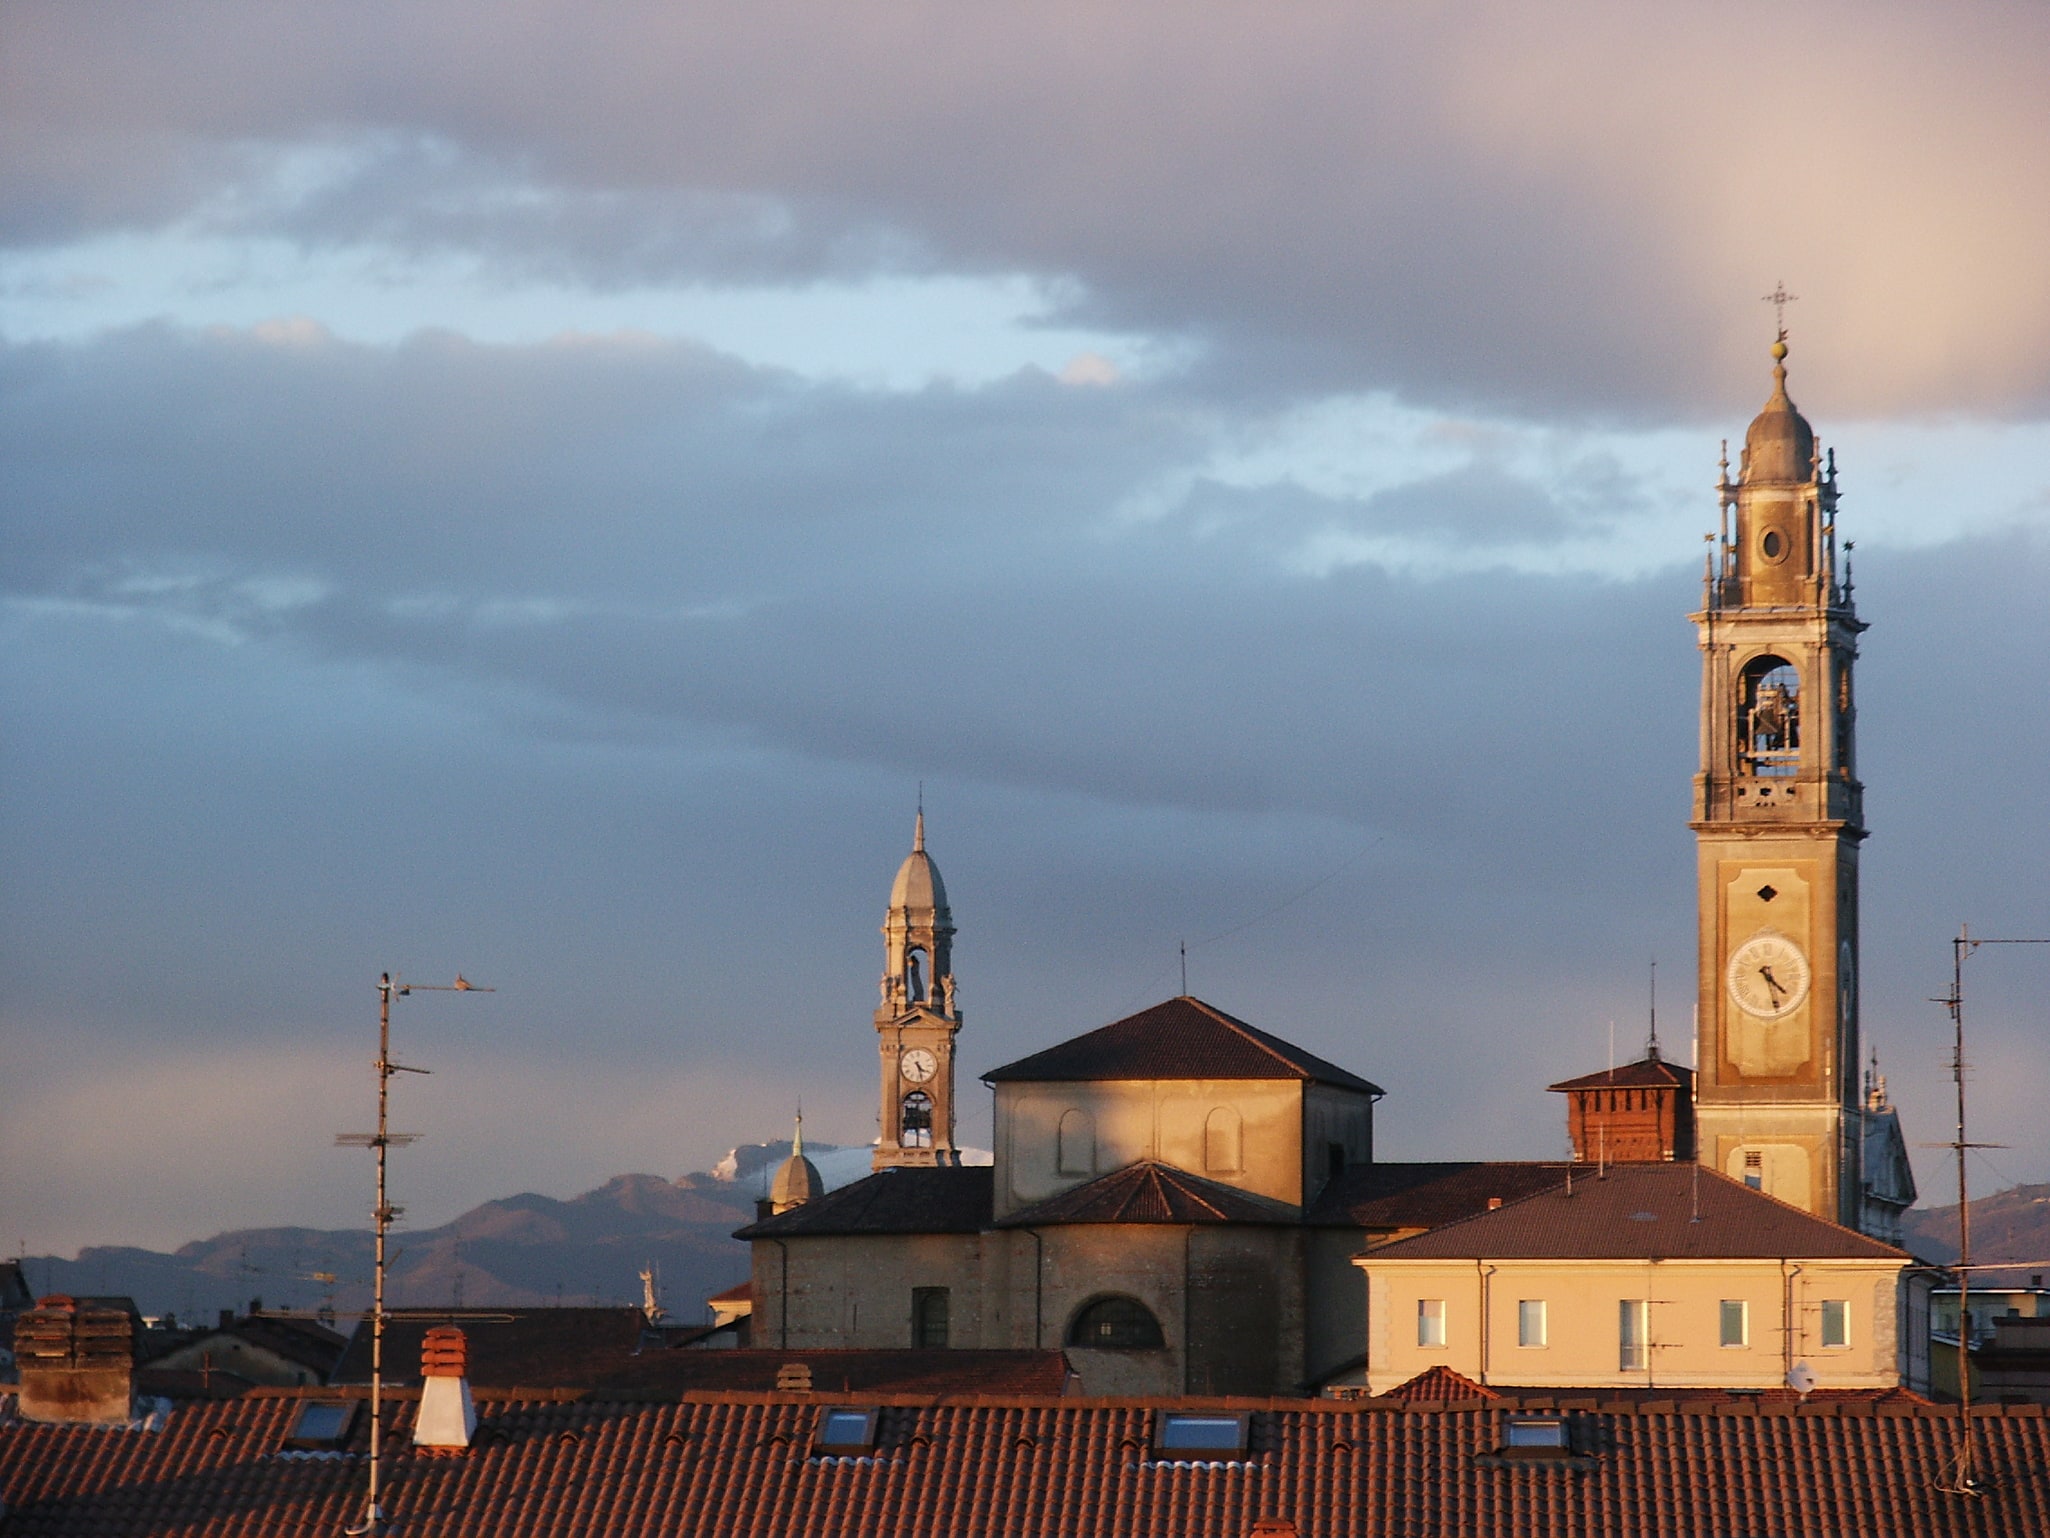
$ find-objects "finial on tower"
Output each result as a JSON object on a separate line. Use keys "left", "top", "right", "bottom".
{"left": 793, "top": 1106, "right": 804, "bottom": 1158}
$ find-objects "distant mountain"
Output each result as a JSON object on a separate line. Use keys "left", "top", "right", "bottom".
{"left": 19, "top": 1140, "right": 855, "bottom": 1325}
{"left": 1901, "top": 1183, "right": 2050, "bottom": 1281}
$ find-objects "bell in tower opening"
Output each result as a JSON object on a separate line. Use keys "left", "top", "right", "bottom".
{"left": 872, "top": 810, "right": 964, "bottom": 1170}
{"left": 1688, "top": 325, "right": 1912, "bottom": 1239}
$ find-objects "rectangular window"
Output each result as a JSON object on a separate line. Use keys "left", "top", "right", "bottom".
{"left": 1417, "top": 1298, "right": 1446, "bottom": 1348}
{"left": 1619, "top": 1299, "right": 1648, "bottom": 1372}
{"left": 1820, "top": 1298, "right": 1850, "bottom": 1348}
{"left": 1518, "top": 1299, "right": 1547, "bottom": 1348}
{"left": 1743, "top": 1150, "right": 1763, "bottom": 1190}
{"left": 813, "top": 1406, "right": 880, "bottom": 1453}
{"left": 1154, "top": 1412, "right": 1251, "bottom": 1454}
{"left": 1720, "top": 1299, "right": 1748, "bottom": 1348}
{"left": 1503, "top": 1416, "right": 1569, "bottom": 1449}
{"left": 912, "top": 1286, "right": 950, "bottom": 1349}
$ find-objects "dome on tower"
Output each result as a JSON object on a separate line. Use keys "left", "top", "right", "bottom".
{"left": 769, "top": 1117, "right": 824, "bottom": 1214}
{"left": 889, "top": 811, "right": 950, "bottom": 914}
{"left": 1742, "top": 338, "right": 1816, "bottom": 484}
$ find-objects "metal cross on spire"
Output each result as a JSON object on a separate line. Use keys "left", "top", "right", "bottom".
{"left": 1762, "top": 281, "right": 1798, "bottom": 339}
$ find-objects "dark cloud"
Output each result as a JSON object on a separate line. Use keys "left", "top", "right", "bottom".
{"left": 7, "top": 4, "right": 2050, "bottom": 417}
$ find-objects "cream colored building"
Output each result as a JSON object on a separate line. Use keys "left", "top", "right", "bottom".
{"left": 1356, "top": 1162, "right": 1916, "bottom": 1396}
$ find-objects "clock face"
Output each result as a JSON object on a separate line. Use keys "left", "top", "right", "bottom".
{"left": 1726, "top": 932, "right": 1812, "bottom": 1019}
{"left": 899, "top": 1047, "right": 938, "bottom": 1084}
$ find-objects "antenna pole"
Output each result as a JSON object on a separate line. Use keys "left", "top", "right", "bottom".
{"left": 339, "top": 972, "right": 492, "bottom": 1536}
{"left": 1944, "top": 926, "right": 1978, "bottom": 1495}
{"left": 1179, "top": 940, "right": 1187, "bottom": 996}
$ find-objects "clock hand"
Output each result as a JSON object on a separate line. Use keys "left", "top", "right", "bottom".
{"left": 1758, "top": 965, "right": 1786, "bottom": 1000}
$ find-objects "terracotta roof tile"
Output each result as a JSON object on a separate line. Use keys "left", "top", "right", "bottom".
{"left": 734, "top": 1166, "right": 993, "bottom": 1239}
{"left": 1547, "top": 1055, "right": 1695, "bottom": 1093}
{"left": 982, "top": 996, "right": 1384, "bottom": 1096}
{"left": 4, "top": 1387, "right": 2046, "bottom": 1535}
{"left": 997, "top": 1162, "right": 1301, "bottom": 1227}
{"left": 1361, "top": 1163, "right": 1909, "bottom": 1262}
{"left": 1380, "top": 1366, "right": 1502, "bottom": 1402}
{"left": 332, "top": 1307, "right": 651, "bottom": 1389}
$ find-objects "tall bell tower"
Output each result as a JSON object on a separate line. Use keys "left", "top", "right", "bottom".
{"left": 1691, "top": 332, "right": 1866, "bottom": 1227}
{"left": 872, "top": 812, "right": 964, "bottom": 1169}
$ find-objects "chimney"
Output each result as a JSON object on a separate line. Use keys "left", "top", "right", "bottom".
{"left": 774, "top": 1360, "right": 814, "bottom": 1393}
{"left": 412, "top": 1325, "right": 476, "bottom": 1451}
{"left": 15, "top": 1296, "right": 135, "bottom": 1426}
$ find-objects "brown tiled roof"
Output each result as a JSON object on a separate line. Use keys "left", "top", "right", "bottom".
{"left": 1362, "top": 1163, "right": 1910, "bottom": 1261}
{"left": 1380, "top": 1365, "right": 1501, "bottom": 1402}
{"left": 576, "top": 1348, "right": 1073, "bottom": 1398}
{"left": 707, "top": 1281, "right": 752, "bottom": 1304}
{"left": 982, "top": 996, "right": 1384, "bottom": 1096}
{"left": 734, "top": 1166, "right": 993, "bottom": 1239}
{"left": 7, "top": 1386, "right": 2050, "bottom": 1535}
{"left": 332, "top": 1308, "right": 651, "bottom": 1389}
{"left": 1305, "top": 1161, "right": 1564, "bottom": 1229}
{"left": 996, "top": 1162, "right": 1302, "bottom": 1228}
{"left": 1547, "top": 1054, "right": 1695, "bottom": 1093}
{"left": 151, "top": 1314, "right": 349, "bottom": 1378}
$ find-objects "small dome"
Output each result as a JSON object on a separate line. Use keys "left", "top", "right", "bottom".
{"left": 888, "top": 811, "right": 950, "bottom": 914}
{"left": 1742, "top": 342, "right": 1816, "bottom": 484}
{"left": 770, "top": 1149, "right": 823, "bottom": 1213}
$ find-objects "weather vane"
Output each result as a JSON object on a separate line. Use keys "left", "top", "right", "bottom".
{"left": 1762, "top": 281, "right": 1798, "bottom": 340}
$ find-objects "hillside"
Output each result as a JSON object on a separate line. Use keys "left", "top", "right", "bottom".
{"left": 18, "top": 1141, "right": 842, "bottom": 1324}
{"left": 1901, "top": 1182, "right": 2050, "bottom": 1280}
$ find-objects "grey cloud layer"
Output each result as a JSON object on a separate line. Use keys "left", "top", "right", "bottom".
{"left": 8, "top": 3, "right": 2049, "bottom": 416}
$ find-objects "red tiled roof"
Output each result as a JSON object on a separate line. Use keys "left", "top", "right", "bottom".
{"left": 734, "top": 1166, "right": 993, "bottom": 1239}
{"left": 997, "top": 1162, "right": 1301, "bottom": 1227}
{"left": 1547, "top": 1054, "right": 1694, "bottom": 1093}
{"left": 1380, "top": 1365, "right": 1501, "bottom": 1402}
{"left": 332, "top": 1308, "right": 651, "bottom": 1389}
{"left": 581, "top": 1348, "right": 1073, "bottom": 1398}
{"left": 5, "top": 1386, "right": 2048, "bottom": 1535}
{"left": 982, "top": 996, "right": 1384, "bottom": 1096}
{"left": 1305, "top": 1161, "right": 1564, "bottom": 1229}
{"left": 707, "top": 1281, "right": 753, "bottom": 1304}
{"left": 1362, "top": 1163, "right": 1909, "bottom": 1262}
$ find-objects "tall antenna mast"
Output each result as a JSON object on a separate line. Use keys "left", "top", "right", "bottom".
{"left": 1934, "top": 927, "right": 2050, "bottom": 1500}
{"left": 338, "top": 972, "right": 493, "bottom": 1537}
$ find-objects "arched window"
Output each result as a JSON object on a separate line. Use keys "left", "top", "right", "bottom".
{"left": 1740, "top": 656, "right": 1801, "bottom": 777}
{"left": 1068, "top": 1294, "right": 1165, "bottom": 1350}
{"left": 1057, "top": 1108, "right": 1095, "bottom": 1176}
{"left": 1203, "top": 1106, "right": 1242, "bottom": 1174}
{"left": 901, "top": 1091, "right": 934, "bottom": 1148}
{"left": 906, "top": 947, "right": 928, "bottom": 1003}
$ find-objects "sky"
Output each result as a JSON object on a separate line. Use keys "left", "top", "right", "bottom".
{"left": 3, "top": 2, "right": 2047, "bottom": 1258}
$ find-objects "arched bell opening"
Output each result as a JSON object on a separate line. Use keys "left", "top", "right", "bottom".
{"left": 1739, "top": 655, "right": 1801, "bottom": 778}
{"left": 900, "top": 1090, "right": 934, "bottom": 1148}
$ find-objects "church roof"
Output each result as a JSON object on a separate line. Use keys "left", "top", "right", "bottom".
{"left": 982, "top": 996, "right": 1383, "bottom": 1095}
{"left": 1305, "top": 1161, "right": 1565, "bottom": 1230}
{"left": 996, "top": 1162, "right": 1302, "bottom": 1228}
{"left": 1743, "top": 339, "right": 1816, "bottom": 484}
{"left": 733, "top": 1166, "right": 993, "bottom": 1239}
{"left": 1546, "top": 1054, "right": 1694, "bottom": 1093}
{"left": 1359, "top": 1163, "right": 1910, "bottom": 1263}
{"left": 888, "top": 811, "right": 949, "bottom": 914}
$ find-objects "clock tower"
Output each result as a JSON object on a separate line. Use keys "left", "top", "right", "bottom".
{"left": 1691, "top": 333, "right": 1867, "bottom": 1227}
{"left": 872, "top": 812, "right": 964, "bottom": 1169}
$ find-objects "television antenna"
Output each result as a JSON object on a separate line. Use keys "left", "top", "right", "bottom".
{"left": 337, "top": 972, "right": 493, "bottom": 1536}
{"left": 1930, "top": 926, "right": 2048, "bottom": 1499}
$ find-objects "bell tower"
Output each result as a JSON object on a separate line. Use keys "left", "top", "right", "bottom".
{"left": 1691, "top": 331, "right": 1867, "bottom": 1227}
{"left": 872, "top": 811, "right": 963, "bottom": 1169}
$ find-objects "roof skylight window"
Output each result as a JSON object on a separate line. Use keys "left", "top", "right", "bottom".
{"left": 1154, "top": 1412, "right": 1251, "bottom": 1454}
{"left": 282, "top": 1400, "right": 357, "bottom": 1450}
{"left": 813, "top": 1406, "right": 880, "bottom": 1453}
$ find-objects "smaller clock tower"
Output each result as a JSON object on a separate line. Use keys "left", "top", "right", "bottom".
{"left": 872, "top": 812, "right": 964, "bottom": 1170}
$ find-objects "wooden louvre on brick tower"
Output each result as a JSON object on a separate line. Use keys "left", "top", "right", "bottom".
{"left": 15, "top": 1295, "right": 135, "bottom": 1425}
{"left": 1547, "top": 1050, "right": 1695, "bottom": 1165}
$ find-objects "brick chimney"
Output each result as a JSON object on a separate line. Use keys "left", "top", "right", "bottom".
{"left": 15, "top": 1296, "right": 135, "bottom": 1426}
{"left": 412, "top": 1325, "right": 476, "bottom": 1450}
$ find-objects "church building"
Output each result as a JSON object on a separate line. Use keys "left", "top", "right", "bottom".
{"left": 737, "top": 331, "right": 1923, "bottom": 1398}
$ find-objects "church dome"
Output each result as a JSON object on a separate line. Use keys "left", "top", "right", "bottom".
{"left": 770, "top": 1141, "right": 824, "bottom": 1214}
{"left": 889, "top": 812, "right": 950, "bottom": 914}
{"left": 1742, "top": 339, "right": 1816, "bottom": 484}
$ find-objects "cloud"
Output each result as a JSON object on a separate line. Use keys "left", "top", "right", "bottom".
{"left": 6, "top": 3, "right": 2049, "bottom": 416}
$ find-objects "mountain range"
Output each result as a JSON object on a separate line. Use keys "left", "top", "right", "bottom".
{"left": 26, "top": 1165, "right": 2050, "bottom": 1326}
